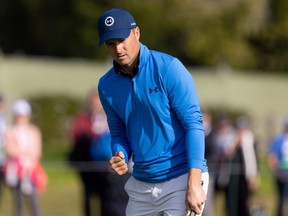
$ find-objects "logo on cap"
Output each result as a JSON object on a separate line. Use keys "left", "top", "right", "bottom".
{"left": 105, "top": 16, "right": 114, "bottom": 26}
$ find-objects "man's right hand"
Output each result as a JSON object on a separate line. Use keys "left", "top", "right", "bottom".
{"left": 109, "top": 151, "right": 128, "bottom": 175}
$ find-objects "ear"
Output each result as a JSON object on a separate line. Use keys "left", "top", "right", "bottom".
{"left": 134, "top": 27, "right": 140, "bottom": 40}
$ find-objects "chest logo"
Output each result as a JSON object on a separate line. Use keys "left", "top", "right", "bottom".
{"left": 149, "top": 87, "right": 158, "bottom": 93}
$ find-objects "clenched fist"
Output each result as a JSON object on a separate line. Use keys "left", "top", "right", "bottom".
{"left": 109, "top": 151, "right": 128, "bottom": 175}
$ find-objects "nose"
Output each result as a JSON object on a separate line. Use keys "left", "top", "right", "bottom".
{"left": 115, "top": 42, "right": 123, "bottom": 53}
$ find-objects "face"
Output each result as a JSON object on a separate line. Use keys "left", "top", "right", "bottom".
{"left": 14, "top": 114, "right": 31, "bottom": 124}
{"left": 202, "top": 113, "right": 211, "bottom": 129}
{"left": 89, "top": 93, "right": 103, "bottom": 113}
{"left": 105, "top": 27, "right": 140, "bottom": 71}
{"left": 0, "top": 100, "right": 4, "bottom": 113}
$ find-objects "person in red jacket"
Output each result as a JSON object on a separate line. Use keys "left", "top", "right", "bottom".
{"left": 68, "top": 89, "right": 130, "bottom": 216}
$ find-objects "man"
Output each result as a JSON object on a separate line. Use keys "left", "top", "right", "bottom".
{"left": 0, "top": 95, "right": 7, "bottom": 204}
{"left": 97, "top": 8, "right": 208, "bottom": 216}
{"left": 69, "top": 89, "right": 129, "bottom": 216}
{"left": 267, "top": 117, "right": 288, "bottom": 216}
{"left": 201, "top": 108, "right": 216, "bottom": 216}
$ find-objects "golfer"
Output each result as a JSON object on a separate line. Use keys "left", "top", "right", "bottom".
{"left": 97, "top": 8, "right": 209, "bottom": 216}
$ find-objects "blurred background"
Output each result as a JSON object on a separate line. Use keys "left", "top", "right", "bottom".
{"left": 0, "top": 0, "right": 288, "bottom": 215}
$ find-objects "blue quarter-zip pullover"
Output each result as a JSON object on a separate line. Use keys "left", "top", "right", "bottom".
{"left": 98, "top": 43, "right": 208, "bottom": 183}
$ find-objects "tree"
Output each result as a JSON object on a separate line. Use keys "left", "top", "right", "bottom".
{"left": 1, "top": 0, "right": 288, "bottom": 72}
{"left": 249, "top": 0, "right": 288, "bottom": 72}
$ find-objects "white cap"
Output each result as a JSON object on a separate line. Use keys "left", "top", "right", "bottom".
{"left": 12, "top": 99, "right": 31, "bottom": 116}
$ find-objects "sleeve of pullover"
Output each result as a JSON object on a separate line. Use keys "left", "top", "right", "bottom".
{"left": 186, "top": 129, "right": 205, "bottom": 169}
{"left": 98, "top": 85, "right": 132, "bottom": 163}
{"left": 163, "top": 58, "right": 205, "bottom": 169}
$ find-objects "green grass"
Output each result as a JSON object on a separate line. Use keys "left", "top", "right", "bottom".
{"left": 0, "top": 167, "right": 105, "bottom": 216}
{"left": 0, "top": 169, "right": 82, "bottom": 216}
{"left": 38, "top": 170, "right": 81, "bottom": 216}
{"left": 1, "top": 56, "right": 288, "bottom": 215}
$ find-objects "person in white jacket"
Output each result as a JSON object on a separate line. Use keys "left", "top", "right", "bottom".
{"left": 230, "top": 115, "right": 259, "bottom": 216}
{"left": 5, "top": 99, "right": 42, "bottom": 216}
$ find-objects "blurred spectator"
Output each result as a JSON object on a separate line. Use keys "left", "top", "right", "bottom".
{"left": 68, "top": 89, "right": 129, "bottom": 216}
{"left": 213, "top": 114, "right": 237, "bottom": 190}
{"left": 231, "top": 115, "right": 259, "bottom": 216}
{"left": 214, "top": 114, "right": 259, "bottom": 216}
{"left": 267, "top": 116, "right": 288, "bottom": 216}
{"left": 212, "top": 114, "right": 237, "bottom": 216}
{"left": 4, "top": 99, "right": 44, "bottom": 216}
{"left": 0, "top": 95, "right": 7, "bottom": 205}
{"left": 200, "top": 112, "right": 260, "bottom": 216}
{"left": 202, "top": 108, "right": 216, "bottom": 216}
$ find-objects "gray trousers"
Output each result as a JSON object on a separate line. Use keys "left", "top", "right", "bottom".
{"left": 12, "top": 182, "right": 40, "bottom": 216}
{"left": 125, "top": 172, "right": 209, "bottom": 216}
